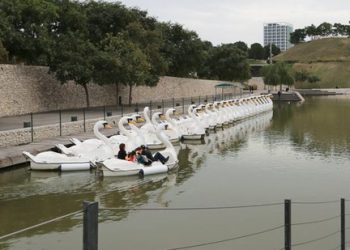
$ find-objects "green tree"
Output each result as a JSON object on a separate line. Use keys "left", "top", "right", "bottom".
{"left": 277, "top": 62, "right": 294, "bottom": 91}
{"left": 290, "top": 29, "right": 306, "bottom": 44}
{"left": 317, "top": 22, "right": 332, "bottom": 36}
{"left": 305, "top": 24, "right": 318, "bottom": 39}
{"left": 0, "top": 0, "right": 58, "bottom": 64}
{"left": 307, "top": 75, "right": 320, "bottom": 83}
{"left": 122, "top": 21, "right": 167, "bottom": 83}
{"left": 49, "top": 32, "right": 98, "bottom": 107}
{"left": 333, "top": 23, "right": 346, "bottom": 36}
{"left": 249, "top": 43, "right": 264, "bottom": 60}
{"left": 83, "top": 1, "right": 133, "bottom": 44}
{"left": 262, "top": 62, "right": 294, "bottom": 90}
{"left": 160, "top": 23, "right": 207, "bottom": 77}
{"left": 53, "top": 0, "right": 87, "bottom": 36}
{"left": 196, "top": 40, "right": 213, "bottom": 78}
{"left": 0, "top": 41, "right": 8, "bottom": 62}
{"left": 294, "top": 70, "right": 309, "bottom": 82}
{"left": 294, "top": 70, "right": 320, "bottom": 84}
{"left": 262, "top": 64, "right": 280, "bottom": 87}
{"left": 264, "top": 44, "right": 281, "bottom": 61}
{"left": 233, "top": 41, "right": 249, "bottom": 53}
{"left": 95, "top": 34, "right": 152, "bottom": 105}
{"left": 203, "top": 44, "right": 251, "bottom": 82}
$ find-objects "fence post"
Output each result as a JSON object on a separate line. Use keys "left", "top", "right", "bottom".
{"left": 341, "top": 198, "right": 345, "bottom": 250}
{"left": 83, "top": 201, "right": 98, "bottom": 250}
{"left": 30, "top": 113, "right": 34, "bottom": 142}
{"left": 150, "top": 101, "right": 152, "bottom": 117}
{"left": 172, "top": 98, "right": 175, "bottom": 108}
{"left": 182, "top": 98, "right": 185, "bottom": 114}
{"left": 103, "top": 106, "right": 106, "bottom": 120}
{"left": 83, "top": 109, "right": 86, "bottom": 133}
{"left": 285, "top": 199, "right": 291, "bottom": 250}
{"left": 59, "top": 110, "right": 62, "bottom": 136}
{"left": 162, "top": 99, "right": 164, "bottom": 113}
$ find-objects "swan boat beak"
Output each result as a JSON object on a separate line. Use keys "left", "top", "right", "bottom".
{"left": 104, "top": 124, "right": 113, "bottom": 129}
{"left": 137, "top": 117, "right": 145, "bottom": 123}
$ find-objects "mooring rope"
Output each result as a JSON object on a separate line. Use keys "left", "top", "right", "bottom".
{"left": 0, "top": 210, "right": 82, "bottom": 241}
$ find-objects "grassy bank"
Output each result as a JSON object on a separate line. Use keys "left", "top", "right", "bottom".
{"left": 273, "top": 38, "right": 350, "bottom": 88}
{"left": 274, "top": 38, "right": 350, "bottom": 63}
{"left": 293, "top": 62, "right": 350, "bottom": 88}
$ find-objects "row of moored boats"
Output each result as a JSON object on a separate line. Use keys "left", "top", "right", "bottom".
{"left": 23, "top": 94, "right": 273, "bottom": 176}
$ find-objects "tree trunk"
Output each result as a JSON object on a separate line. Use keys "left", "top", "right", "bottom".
{"left": 128, "top": 84, "right": 132, "bottom": 105}
{"left": 83, "top": 83, "right": 90, "bottom": 107}
{"left": 115, "top": 82, "right": 119, "bottom": 106}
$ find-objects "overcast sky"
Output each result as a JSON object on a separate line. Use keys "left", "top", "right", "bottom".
{"left": 116, "top": 0, "right": 350, "bottom": 46}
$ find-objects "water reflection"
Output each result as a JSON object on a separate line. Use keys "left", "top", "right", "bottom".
{"left": 269, "top": 96, "right": 350, "bottom": 159}
{"left": 0, "top": 110, "right": 275, "bottom": 249}
{"left": 175, "top": 111, "right": 273, "bottom": 185}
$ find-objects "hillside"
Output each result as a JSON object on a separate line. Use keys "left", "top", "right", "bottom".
{"left": 273, "top": 38, "right": 350, "bottom": 88}
{"left": 274, "top": 38, "right": 350, "bottom": 63}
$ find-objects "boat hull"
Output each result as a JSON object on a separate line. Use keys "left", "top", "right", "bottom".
{"left": 100, "top": 161, "right": 178, "bottom": 177}
{"left": 147, "top": 143, "right": 166, "bottom": 150}
{"left": 29, "top": 160, "right": 91, "bottom": 171}
{"left": 182, "top": 134, "right": 205, "bottom": 140}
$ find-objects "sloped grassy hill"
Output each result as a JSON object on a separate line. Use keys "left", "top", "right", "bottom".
{"left": 274, "top": 38, "right": 350, "bottom": 88}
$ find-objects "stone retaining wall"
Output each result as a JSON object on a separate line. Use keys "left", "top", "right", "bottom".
{"left": 0, "top": 64, "right": 241, "bottom": 117}
{"left": 0, "top": 116, "right": 120, "bottom": 148}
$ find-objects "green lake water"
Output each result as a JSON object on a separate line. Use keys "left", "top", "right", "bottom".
{"left": 1, "top": 96, "right": 350, "bottom": 250}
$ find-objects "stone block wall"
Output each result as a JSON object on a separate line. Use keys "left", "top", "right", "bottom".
{"left": 0, "top": 115, "right": 121, "bottom": 148}
{"left": 0, "top": 64, "right": 117, "bottom": 117}
{"left": 0, "top": 64, "right": 237, "bottom": 117}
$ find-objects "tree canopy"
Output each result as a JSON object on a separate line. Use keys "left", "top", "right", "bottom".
{"left": 263, "top": 44, "right": 281, "bottom": 61}
{"left": 200, "top": 44, "right": 250, "bottom": 82}
{"left": 249, "top": 43, "right": 265, "bottom": 60}
{"left": 262, "top": 62, "right": 294, "bottom": 90}
{"left": 0, "top": 41, "right": 8, "bottom": 63}
{"left": 0, "top": 0, "right": 255, "bottom": 105}
{"left": 290, "top": 21, "right": 350, "bottom": 44}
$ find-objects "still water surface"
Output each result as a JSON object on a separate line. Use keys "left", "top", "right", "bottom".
{"left": 1, "top": 96, "right": 350, "bottom": 250}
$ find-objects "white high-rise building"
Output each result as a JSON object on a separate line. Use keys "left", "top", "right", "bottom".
{"left": 263, "top": 22, "right": 293, "bottom": 51}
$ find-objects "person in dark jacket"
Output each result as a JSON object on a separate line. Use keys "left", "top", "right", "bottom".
{"left": 117, "top": 143, "right": 127, "bottom": 160}
{"left": 135, "top": 147, "right": 152, "bottom": 165}
{"left": 140, "top": 145, "right": 169, "bottom": 164}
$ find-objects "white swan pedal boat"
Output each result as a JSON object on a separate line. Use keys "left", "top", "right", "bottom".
{"left": 23, "top": 151, "right": 92, "bottom": 171}
{"left": 98, "top": 157, "right": 178, "bottom": 177}
{"left": 99, "top": 123, "right": 179, "bottom": 177}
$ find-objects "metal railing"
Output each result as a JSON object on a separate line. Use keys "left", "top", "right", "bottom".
{"left": 0, "top": 198, "right": 348, "bottom": 250}
{"left": 0, "top": 92, "right": 246, "bottom": 140}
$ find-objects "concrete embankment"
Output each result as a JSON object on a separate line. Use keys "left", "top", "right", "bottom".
{"left": 0, "top": 64, "right": 238, "bottom": 117}
{"left": 0, "top": 128, "right": 116, "bottom": 170}
{"left": 270, "top": 92, "right": 304, "bottom": 102}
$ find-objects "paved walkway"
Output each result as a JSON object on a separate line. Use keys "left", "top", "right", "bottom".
{"left": 0, "top": 128, "right": 116, "bottom": 170}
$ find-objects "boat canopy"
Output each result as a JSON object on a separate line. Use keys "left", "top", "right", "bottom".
{"left": 214, "top": 82, "right": 243, "bottom": 99}
{"left": 214, "top": 82, "right": 243, "bottom": 89}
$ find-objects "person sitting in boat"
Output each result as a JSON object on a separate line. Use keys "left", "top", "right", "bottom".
{"left": 126, "top": 151, "right": 136, "bottom": 162}
{"left": 135, "top": 147, "right": 152, "bottom": 166}
{"left": 140, "top": 145, "right": 169, "bottom": 164}
{"left": 117, "top": 143, "right": 127, "bottom": 160}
